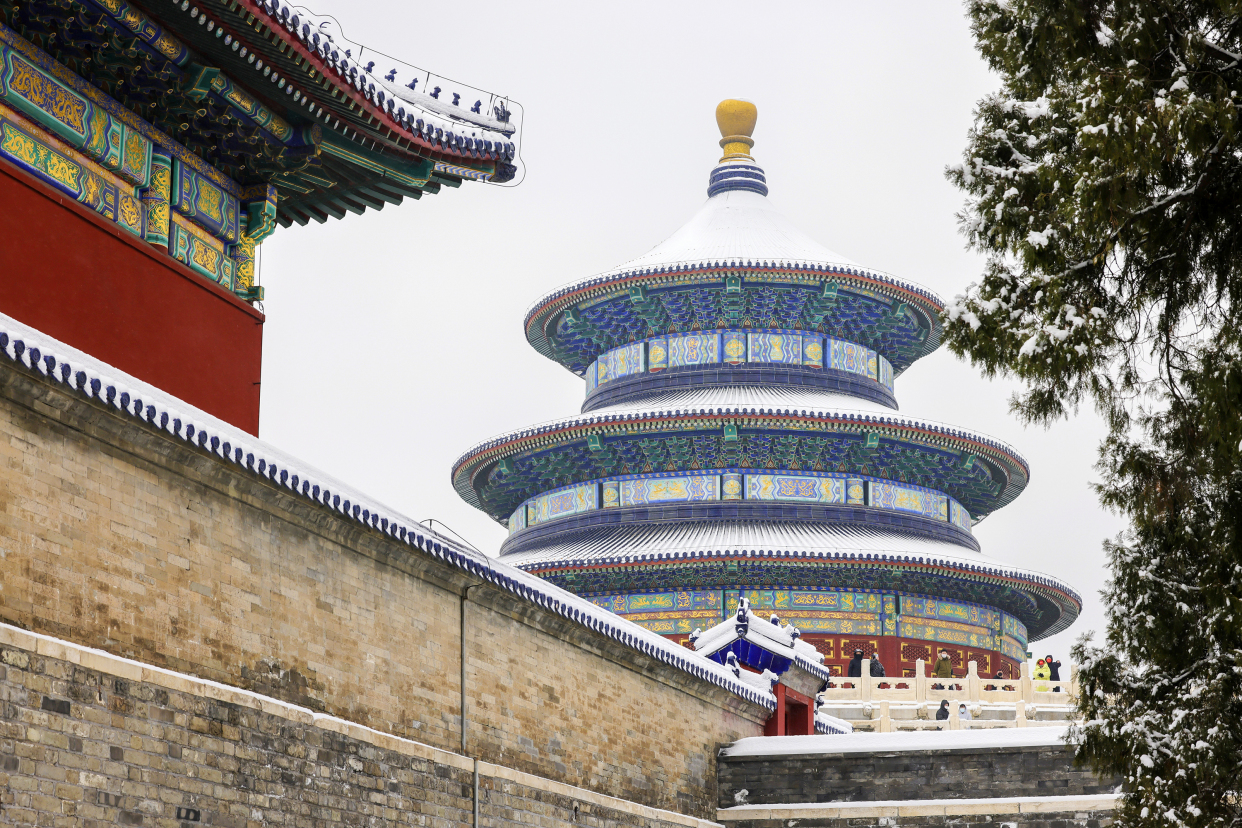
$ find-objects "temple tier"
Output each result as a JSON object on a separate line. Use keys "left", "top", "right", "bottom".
{"left": 453, "top": 100, "right": 1079, "bottom": 679}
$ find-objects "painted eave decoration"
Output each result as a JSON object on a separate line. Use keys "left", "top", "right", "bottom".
{"left": 524, "top": 261, "right": 946, "bottom": 377}
{"left": 450, "top": 406, "right": 1030, "bottom": 523}
{"left": 525, "top": 547, "right": 1082, "bottom": 641}
{"left": 0, "top": 0, "right": 521, "bottom": 229}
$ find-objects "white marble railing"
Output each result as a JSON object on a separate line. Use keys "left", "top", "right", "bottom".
{"left": 817, "top": 660, "right": 1077, "bottom": 732}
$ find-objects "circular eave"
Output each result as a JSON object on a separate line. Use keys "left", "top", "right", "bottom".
{"left": 451, "top": 405, "right": 1029, "bottom": 522}
{"left": 523, "top": 262, "right": 946, "bottom": 376}
{"left": 524, "top": 190, "right": 946, "bottom": 376}
{"left": 514, "top": 544, "right": 1081, "bottom": 642}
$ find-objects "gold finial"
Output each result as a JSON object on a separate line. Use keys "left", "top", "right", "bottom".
{"left": 716, "top": 99, "right": 757, "bottom": 162}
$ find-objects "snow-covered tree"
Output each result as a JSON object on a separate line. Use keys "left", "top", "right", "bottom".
{"left": 945, "top": 2, "right": 1242, "bottom": 824}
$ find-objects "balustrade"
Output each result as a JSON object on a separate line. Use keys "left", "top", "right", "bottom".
{"left": 818, "top": 659, "right": 1077, "bottom": 732}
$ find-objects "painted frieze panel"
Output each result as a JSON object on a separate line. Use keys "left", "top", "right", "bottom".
{"left": 827, "top": 337, "right": 879, "bottom": 380}
{"left": 668, "top": 332, "right": 720, "bottom": 367}
{"left": 869, "top": 481, "right": 947, "bottom": 521}
{"left": 1002, "top": 612, "right": 1029, "bottom": 646}
{"left": 0, "top": 49, "right": 89, "bottom": 146}
{"left": 507, "top": 503, "right": 527, "bottom": 536}
{"left": 745, "top": 472, "right": 845, "bottom": 504}
{"left": 846, "top": 478, "right": 866, "bottom": 505}
{"left": 802, "top": 334, "right": 824, "bottom": 368}
{"left": 601, "top": 480, "right": 620, "bottom": 509}
{"left": 117, "top": 124, "right": 152, "bottom": 187}
{"left": 0, "top": 45, "right": 153, "bottom": 187}
{"left": 728, "top": 589, "right": 885, "bottom": 615}
{"left": 0, "top": 114, "right": 82, "bottom": 195}
{"left": 172, "top": 160, "right": 240, "bottom": 243}
{"left": 883, "top": 594, "right": 898, "bottom": 635}
{"left": 721, "top": 472, "right": 743, "bottom": 501}
{"left": 604, "top": 341, "right": 644, "bottom": 382}
{"left": 528, "top": 482, "right": 598, "bottom": 525}
{"left": 721, "top": 330, "right": 746, "bottom": 365}
{"left": 0, "top": 105, "right": 141, "bottom": 238}
{"left": 747, "top": 331, "right": 801, "bottom": 365}
{"left": 949, "top": 499, "right": 972, "bottom": 532}
{"left": 170, "top": 214, "right": 234, "bottom": 287}
{"left": 900, "top": 597, "right": 999, "bottom": 633}
{"left": 619, "top": 472, "right": 719, "bottom": 506}
{"left": 585, "top": 590, "right": 722, "bottom": 616}
{"left": 1000, "top": 635, "right": 1026, "bottom": 662}
{"left": 647, "top": 337, "right": 668, "bottom": 371}
{"left": 584, "top": 360, "right": 599, "bottom": 394}
{"left": 878, "top": 354, "right": 894, "bottom": 391}
{"left": 899, "top": 618, "right": 995, "bottom": 651}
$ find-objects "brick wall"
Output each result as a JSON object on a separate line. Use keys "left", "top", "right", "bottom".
{"left": 717, "top": 745, "right": 1121, "bottom": 806}
{"left": 0, "top": 359, "right": 767, "bottom": 818}
{"left": 0, "top": 625, "right": 720, "bottom": 828}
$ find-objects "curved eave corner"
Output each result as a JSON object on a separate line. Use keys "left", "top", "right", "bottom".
{"left": 241, "top": 0, "right": 520, "bottom": 175}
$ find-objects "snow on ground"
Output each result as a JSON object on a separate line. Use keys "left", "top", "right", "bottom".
{"left": 723, "top": 724, "right": 1072, "bottom": 756}
{"left": 719, "top": 792, "right": 1118, "bottom": 815}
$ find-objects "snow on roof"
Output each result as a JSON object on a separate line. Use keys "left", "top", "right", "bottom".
{"left": 0, "top": 311, "right": 773, "bottom": 713}
{"left": 693, "top": 600, "right": 824, "bottom": 665}
{"left": 610, "top": 189, "right": 858, "bottom": 274}
{"left": 815, "top": 711, "right": 854, "bottom": 735}
{"left": 524, "top": 190, "right": 946, "bottom": 331}
{"left": 722, "top": 725, "right": 1073, "bottom": 757}
{"left": 501, "top": 519, "right": 982, "bottom": 565}
{"left": 252, "top": 0, "right": 518, "bottom": 167}
{"left": 585, "top": 387, "right": 895, "bottom": 417}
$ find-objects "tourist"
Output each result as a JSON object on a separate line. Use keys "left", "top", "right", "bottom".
{"left": 984, "top": 670, "right": 1003, "bottom": 691}
{"left": 1033, "top": 658, "right": 1051, "bottom": 692}
{"left": 931, "top": 648, "right": 954, "bottom": 689}
{"left": 936, "top": 700, "right": 950, "bottom": 721}
{"left": 958, "top": 702, "right": 972, "bottom": 722}
{"left": 1045, "top": 654, "right": 1063, "bottom": 691}
{"left": 869, "top": 652, "right": 886, "bottom": 677}
{"left": 847, "top": 648, "right": 865, "bottom": 678}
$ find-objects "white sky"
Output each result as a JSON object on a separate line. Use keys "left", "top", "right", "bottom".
{"left": 256, "top": 1, "right": 1123, "bottom": 662}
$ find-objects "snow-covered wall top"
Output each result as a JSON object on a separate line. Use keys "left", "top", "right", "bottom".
{"left": 0, "top": 312, "right": 771, "bottom": 713}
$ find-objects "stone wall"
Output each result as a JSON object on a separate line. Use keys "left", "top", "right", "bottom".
{"left": 0, "top": 356, "right": 768, "bottom": 818}
{"left": 0, "top": 624, "right": 720, "bottom": 828}
{"left": 718, "top": 798, "right": 1118, "bottom": 828}
{"left": 717, "top": 744, "right": 1120, "bottom": 806}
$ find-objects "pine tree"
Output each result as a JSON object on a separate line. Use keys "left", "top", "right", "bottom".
{"left": 945, "top": 2, "right": 1242, "bottom": 824}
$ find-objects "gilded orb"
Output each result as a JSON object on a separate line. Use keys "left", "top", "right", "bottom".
{"left": 715, "top": 99, "right": 757, "bottom": 162}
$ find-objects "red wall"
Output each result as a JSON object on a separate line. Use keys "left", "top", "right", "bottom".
{"left": 0, "top": 159, "right": 263, "bottom": 434}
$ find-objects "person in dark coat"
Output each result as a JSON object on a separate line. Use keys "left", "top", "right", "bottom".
{"left": 846, "top": 648, "right": 865, "bottom": 677}
{"left": 1045, "top": 654, "right": 1062, "bottom": 691}
{"left": 931, "top": 648, "right": 954, "bottom": 689}
{"left": 869, "top": 652, "right": 886, "bottom": 677}
{"left": 935, "top": 700, "right": 950, "bottom": 720}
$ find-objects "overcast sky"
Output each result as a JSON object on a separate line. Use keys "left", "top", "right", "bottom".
{"left": 256, "top": 1, "right": 1124, "bottom": 661}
